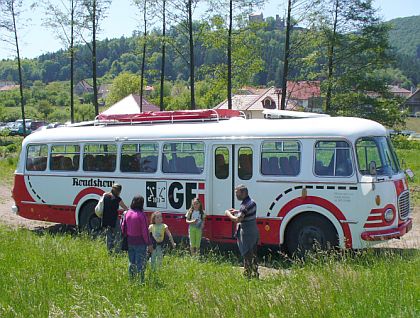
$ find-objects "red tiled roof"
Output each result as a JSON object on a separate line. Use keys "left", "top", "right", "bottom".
{"left": 286, "top": 81, "right": 320, "bottom": 100}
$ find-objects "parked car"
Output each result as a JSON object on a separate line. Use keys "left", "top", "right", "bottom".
{"left": 29, "top": 121, "right": 48, "bottom": 133}
{"left": 407, "top": 133, "right": 420, "bottom": 141}
{"left": 10, "top": 119, "right": 32, "bottom": 136}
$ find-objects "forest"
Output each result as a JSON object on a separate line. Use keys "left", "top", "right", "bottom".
{"left": 0, "top": 0, "right": 419, "bottom": 128}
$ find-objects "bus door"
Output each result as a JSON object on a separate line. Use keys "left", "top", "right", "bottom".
{"left": 211, "top": 144, "right": 255, "bottom": 240}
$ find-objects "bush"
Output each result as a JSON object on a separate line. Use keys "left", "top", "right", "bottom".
{"left": 391, "top": 135, "right": 420, "bottom": 150}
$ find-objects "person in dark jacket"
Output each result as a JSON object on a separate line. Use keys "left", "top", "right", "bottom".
{"left": 225, "top": 184, "right": 259, "bottom": 279}
{"left": 102, "top": 183, "right": 128, "bottom": 253}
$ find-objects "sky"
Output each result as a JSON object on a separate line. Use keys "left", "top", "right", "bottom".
{"left": 0, "top": 0, "right": 419, "bottom": 60}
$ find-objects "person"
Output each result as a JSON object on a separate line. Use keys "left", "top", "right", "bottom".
{"left": 185, "top": 197, "right": 205, "bottom": 255}
{"left": 121, "top": 195, "right": 152, "bottom": 283}
{"left": 148, "top": 211, "right": 176, "bottom": 270}
{"left": 225, "top": 184, "right": 259, "bottom": 279}
{"left": 101, "top": 183, "right": 128, "bottom": 253}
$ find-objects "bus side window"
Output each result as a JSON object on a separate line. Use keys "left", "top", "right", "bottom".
{"left": 215, "top": 147, "right": 229, "bottom": 179}
{"left": 26, "top": 144, "right": 48, "bottom": 171}
{"left": 84, "top": 144, "right": 117, "bottom": 172}
{"left": 162, "top": 142, "right": 204, "bottom": 174}
{"left": 314, "top": 141, "right": 353, "bottom": 177}
{"left": 261, "top": 141, "right": 301, "bottom": 176}
{"left": 50, "top": 144, "right": 80, "bottom": 171}
{"left": 238, "top": 147, "right": 253, "bottom": 180}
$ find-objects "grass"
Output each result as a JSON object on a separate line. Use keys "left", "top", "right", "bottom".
{"left": 405, "top": 117, "right": 420, "bottom": 132}
{"left": 397, "top": 149, "right": 420, "bottom": 204}
{"left": 0, "top": 225, "right": 419, "bottom": 317}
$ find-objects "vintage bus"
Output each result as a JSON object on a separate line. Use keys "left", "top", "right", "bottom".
{"left": 11, "top": 109, "right": 412, "bottom": 255}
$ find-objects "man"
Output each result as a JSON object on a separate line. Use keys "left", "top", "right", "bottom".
{"left": 102, "top": 183, "right": 128, "bottom": 253}
{"left": 225, "top": 184, "right": 259, "bottom": 278}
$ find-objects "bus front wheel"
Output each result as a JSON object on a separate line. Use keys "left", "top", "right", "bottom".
{"left": 285, "top": 213, "right": 338, "bottom": 258}
{"left": 79, "top": 200, "right": 102, "bottom": 235}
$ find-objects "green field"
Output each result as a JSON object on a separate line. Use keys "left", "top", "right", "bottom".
{"left": 0, "top": 225, "right": 418, "bottom": 317}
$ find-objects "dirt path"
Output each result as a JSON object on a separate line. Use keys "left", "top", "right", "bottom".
{"left": 0, "top": 184, "right": 418, "bottom": 248}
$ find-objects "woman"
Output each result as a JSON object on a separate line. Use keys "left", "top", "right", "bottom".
{"left": 121, "top": 195, "right": 152, "bottom": 283}
{"left": 101, "top": 183, "right": 128, "bottom": 253}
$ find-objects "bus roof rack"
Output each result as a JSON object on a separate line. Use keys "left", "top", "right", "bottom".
{"left": 95, "top": 109, "right": 246, "bottom": 125}
{"left": 263, "top": 109, "right": 330, "bottom": 119}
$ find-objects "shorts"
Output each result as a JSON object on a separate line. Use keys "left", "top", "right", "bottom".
{"left": 189, "top": 225, "right": 202, "bottom": 248}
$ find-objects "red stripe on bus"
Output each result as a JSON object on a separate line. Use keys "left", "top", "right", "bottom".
{"left": 277, "top": 196, "right": 352, "bottom": 248}
{"left": 12, "top": 174, "right": 35, "bottom": 202}
{"left": 73, "top": 187, "right": 104, "bottom": 205}
{"left": 18, "top": 202, "right": 76, "bottom": 225}
{"left": 394, "top": 180, "right": 405, "bottom": 197}
{"left": 364, "top": 204, "right": 396, "bottom": 228}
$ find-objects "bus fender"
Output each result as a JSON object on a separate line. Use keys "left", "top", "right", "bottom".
{"left": 74, "top": 193, "right": 102, "bottom": 226}
{"left": 279, "top": 205, "right": 346, "bottom": 249}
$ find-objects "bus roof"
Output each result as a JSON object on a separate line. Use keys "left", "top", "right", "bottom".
{"left": 23, "top": 116, "right": 386, "bottom": 144}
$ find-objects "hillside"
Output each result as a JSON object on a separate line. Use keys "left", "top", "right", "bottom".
{"left": 388, "top": 15, "right": 420, "bottom": 57}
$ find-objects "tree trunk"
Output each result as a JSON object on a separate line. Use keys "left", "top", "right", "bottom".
{"left": 139, "top": 0, "right": 147, "bottom": 112}
{"left": 70, "top": 0, "right": 75, "bottom": 123}
{"left": 188, "top": 0, "right": 196, "bottom": 109}
{"left": 159, "top": 0, "right": 166, "bottom": 111}
{"left": 11, "top": 0, "right": 26, "bottom": 135}
{"left": 227, "top": 0, "right": 233, "bottom": 110}
{"left": 92, "top": 0, "right": 99, "bottom": 116}
{"left": 325, "top": 0, "right": 339, "bottom": 113}
{"left": 280, "top": 0, "right": 292, "bottom": 111}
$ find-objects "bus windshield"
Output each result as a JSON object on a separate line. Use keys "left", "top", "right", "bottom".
{"left": 356, "top": 136, "right": 401, "bottom": 176}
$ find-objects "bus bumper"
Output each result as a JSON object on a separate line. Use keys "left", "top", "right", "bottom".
{"left": 361, "top": 219, "right": 412, "bottom": 241}
{"left": 11, "top": 204, "right": 19, "bottom": 215}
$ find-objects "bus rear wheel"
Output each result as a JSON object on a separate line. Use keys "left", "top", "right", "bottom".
{"left": 285, "top": 213, "right": 338, "bottom": 258}
{"left": 79, "top": 201, "right": 102, "bottom": 236}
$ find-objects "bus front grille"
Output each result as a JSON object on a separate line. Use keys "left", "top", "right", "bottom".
{"left": 398, "top": 191, "right": 410, "bottom": 221}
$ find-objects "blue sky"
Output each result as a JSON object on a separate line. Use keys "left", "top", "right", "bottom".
{"left": 0, "top": 0, "right": 419, "bottom": 59}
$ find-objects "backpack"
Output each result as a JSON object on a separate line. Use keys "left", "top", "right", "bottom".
{"left": 94, "top": 193, "right": 106, "bottom": 218}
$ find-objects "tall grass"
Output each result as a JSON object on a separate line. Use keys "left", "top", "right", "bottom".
{"left": 0, "top": 225, "right": 418, "bottom": 317}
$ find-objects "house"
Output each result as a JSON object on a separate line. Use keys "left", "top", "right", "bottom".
{"left": 98, "top": 84, "right": 111, "bottom": 100}
{"left": 74, "top": 80, "right": 93, "bottom": 96}
{"left": 214, "top": 81, "right": 322, "bottom": 119}
{"left": 387, "top": 85, "right": 412, "bottom": 98}
{"left": 100, "top": 94, "right": 159, "bottom": 117}
{"left": 404, "top": 88, "right": 420, "bottom": 116}
{"left": 0, "top": 84, "right": 19, "bottom": 91}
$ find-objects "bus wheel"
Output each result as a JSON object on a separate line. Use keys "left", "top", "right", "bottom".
{"left": 285, "top": 213, "right": 338, "bottom": 258}
{"left": 79, "top": 201, "right": 102, "bottom": 236}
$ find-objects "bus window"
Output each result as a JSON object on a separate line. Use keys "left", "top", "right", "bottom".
{"left": 121, "top": 143, "right": 158, "bottom": 173}
{"left": 26, "top": 144, "right": 48, "bottom": 171}
{"left": 356, "top": 137, "right": 399, "bottom": 175}
{"left": 314, "top": 141, "right": 353, "bottom": 177}
{"left": 261, "top": 141, "right": 301, "bottom": 176}
{"left": 162, "top": 142, "right": 204, "bottom": 174}
{"left": 215, "top": 147, "right": 229, "bottom": 179}
{"left": 50, "top": 145, "right": 80, "bottom": 171}
{"left": 83, "top": 144, "right": 117, "bottom": 172}
{"left": 238, "top": 147, "right": 253, "bottom": 180}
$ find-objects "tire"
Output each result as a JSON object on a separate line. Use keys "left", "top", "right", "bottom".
{"left": 79, "top": 200, "right": 102, "bottom": 236}
{"left": 285, "top": 213, "right": 338, "bottom": 258}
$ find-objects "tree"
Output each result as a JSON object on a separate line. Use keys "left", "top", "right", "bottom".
{"left": 81, "top": 0, "right": 111, "bottom": 116}
{"left": 106, "top": 72, "right": 141, "bottom": 106}
{"left": 132, "top": 0, "right": 155, "bottom": 112}
{"left": 0, "top": 0, "right": 26, "bottom": 135}
{"left": 42, "top": 0, "right": 82, "bottom": 123}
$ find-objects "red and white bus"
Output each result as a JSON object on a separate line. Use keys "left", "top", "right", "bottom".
{"left": 11, "top": 109, "right": 412, "bottom": 254}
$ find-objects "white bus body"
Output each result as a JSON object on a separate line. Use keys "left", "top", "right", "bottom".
{"left": 12, "top": 115, "right": 412, "bottom": 254}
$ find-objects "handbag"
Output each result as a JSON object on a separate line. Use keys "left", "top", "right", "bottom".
{"left": 94, "top": 193, "right": 105, "bottom": 218}
{"left": 121, "top": 214, "right": 128, "bottom": 251}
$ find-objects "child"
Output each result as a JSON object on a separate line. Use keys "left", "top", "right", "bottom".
{"left": 185, "top": 198, "right": 205, "bottom": 255}
{"left": 149, "top": 211, "right": 176, "bottom": 270}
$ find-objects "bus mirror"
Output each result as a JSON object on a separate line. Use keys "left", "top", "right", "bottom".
{"left": 405, "top": 168, "right": 414, "bottom": 180}
{"left": 369, "top": 161, "right": 377, "bottom": 176}
{"left": 401, "top": 159, "right": 406, "bottom": 169}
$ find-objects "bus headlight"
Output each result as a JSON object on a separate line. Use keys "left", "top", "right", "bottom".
{"left": 384, "top": 208, "right": 394, "bottom": 222}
